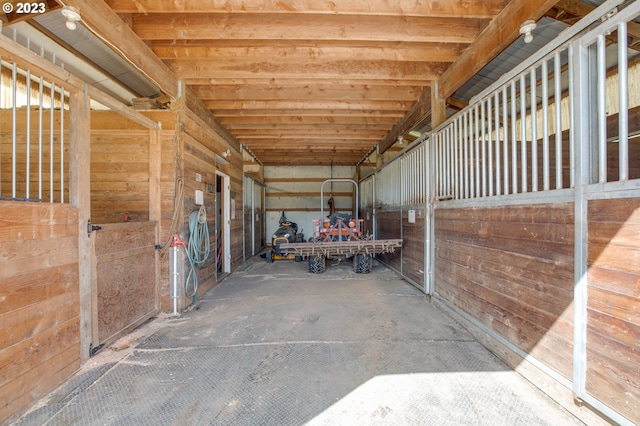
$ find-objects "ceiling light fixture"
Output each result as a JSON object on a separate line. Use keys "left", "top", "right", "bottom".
{"left": 519, "top": 20, "right": 537, "bottom": 44}
{"left": 61, "top": 6, "right": 81, "bottom": 31}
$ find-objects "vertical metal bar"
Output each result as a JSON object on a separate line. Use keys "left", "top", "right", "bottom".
{"left": 542, "top": 59, "right": 550, "bottom": 191}
{"left": 618, "top": 22, "right": 628, "bottom": 181}
{"left": 572, "top": 36, "right": 589, "bottom": 404}
{"left": 597, "top": 34, "right": 607, "bottom": 184}
{"left": 520, "top": 74, "right": 528, "bottom": 193}
{"left": 466, "top": 112, "right": 472, "bottom": 199}
{"left": 453, "top": 121, "right": 459, "bottom": 199}
{"left": 481, "top": 99, "right": 487, "bottom": 197}
{"left": 494, "top": 92, "right": 501, "bottom": 196}
{"left": 60, "top": 86, "right": 65, "bottom": 203}
{"left": 38, "top": 76, "right": 44, "bottom": 200}
{"left": 487, "top": 95, "right": 494, "bottom": 196}
{"left": 11, "top": 62, "right": 17, "bottom": 198}
{"left": 0, "top": 58, "right": 2, "bottom": 197}
{"left": 474, "top": 105, "right": 480, "bottom": 198}
{"left": 463, "top": 113, "right": 469, "bottom": 199}
{"left": 555, "top": 51, "right": 563, "bottom": 189}
{"left": 26, "top": 68, "right": 31, "bottom": 199}
{"left": 530, "top": 67, "right": 538, "bottom": 191}
{"left": 510, "top": 81, "right": 518, "bottom": 194}
{"left": 569, "top": 44, "right": 575, "bottom": 188}
{"left": 502, "top": 86, "right": 509, "bottom": 195}
{"left": 50, "top": 82, "right": 55, "bottom": 202}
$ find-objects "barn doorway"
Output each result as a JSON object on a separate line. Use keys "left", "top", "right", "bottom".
{"left": 216, "top": 171, "right": 231, "bottom": 277}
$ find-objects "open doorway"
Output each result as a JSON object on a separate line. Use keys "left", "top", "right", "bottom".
{"left": 216, "top": 171, "right": 231, "bottom": 277}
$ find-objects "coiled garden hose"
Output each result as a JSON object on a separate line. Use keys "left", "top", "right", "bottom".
{"left": 185, "top": 205, "right": 210, "bottom": 308}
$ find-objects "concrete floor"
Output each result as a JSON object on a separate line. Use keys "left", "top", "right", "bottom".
{"left": 15, "top": 257, "right": 584, "bottom": 425}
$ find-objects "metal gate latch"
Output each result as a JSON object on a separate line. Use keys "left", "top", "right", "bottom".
{"left": 87, "top": 219, "right": 102, "bottom": 236}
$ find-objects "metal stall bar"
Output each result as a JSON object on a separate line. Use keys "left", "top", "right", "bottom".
{"left": 502, "top": 86, "right": 509, "bottom": 195}
{"left": 617, "top": 22, "right": 628, "bottom": 182}
{"left": 474, "top": 105, "right": 480, "bottom": 197}
{"left": 555, "top": 51, "right": 564, "bottom": 189}
{"left": 60, "top": 83, "right": 65, "bottom": 203}
{"left": 26, "top": 67, "right": 31, "bottom": 199}
{"left": 11, "top": 62, "right": 17, "bottom": 198}
{"left": 487, "top": 96, "right": 494, "bottom": 197}
{"left": 510, "top": 81, "right": 517, "bottom": 194}
{"left": 481, "top": 100, "right": 487, "bottom": 197}
{"left": 520, "top": 74, "right": 528, "bottom": 193}
{"left": 542, "top": 59, "right": 550, "bottom": 191}
{"left": 530, "top": 67, "right": 538, "bottom": 192}
{"left": 597, "top": 34, "right": 607, "bottom": 184}
{"left": 494, "top": 92, "right": 501, "bottom": 195}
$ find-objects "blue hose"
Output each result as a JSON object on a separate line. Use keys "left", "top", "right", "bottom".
{"left": 185, "top": 206, "right": 210, "bottom": 308}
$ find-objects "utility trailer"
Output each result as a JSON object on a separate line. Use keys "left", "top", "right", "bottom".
{"left": 278, "top": 179, "right": 402, "bottom": 273}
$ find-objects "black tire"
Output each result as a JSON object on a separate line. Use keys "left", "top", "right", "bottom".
{"left": 294, "top": 255, "right": 302, "bottom": 262}
{"left": 266, "top": 249, "right": 274, "bottom": 263}
{"left": 353, "top": 253, "right": 372, "bottom": 273}
{"left": 308, "top": 255, "right": 325, "bottom": 273}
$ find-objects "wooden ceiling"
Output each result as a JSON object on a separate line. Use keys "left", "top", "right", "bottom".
{"left": 93, "top": 0, "right": 561, "bottom": 166}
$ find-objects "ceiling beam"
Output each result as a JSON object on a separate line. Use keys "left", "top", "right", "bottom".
{"left": 378, "top": 85, "right": 433, "bottom": 154}
{"left": 132, "top": 14, "right": 486, "bottom": 43}
{"left": 438, "top": 0, "right": 559, "bottom": 100}
{"left": 106, "top": 0, "right": 505, "bottom": 18}
{"left": 169, "top": 59, "right": 448, "bottom": 81}
{"left": 191, "top": 84, "right": 424, "bottom": 102}
{"left": 150, "top": 40, "right": 465, "bottom": 63}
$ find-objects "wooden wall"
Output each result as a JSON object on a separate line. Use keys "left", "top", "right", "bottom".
{"left": 94, "top": 222, "right": 158, "bottom": 345}
{"left": 0, "top": 202, "right": 80, "bottom": 425}
{"left": 586, "top": 198, "right": 640, "bottom": 424}
{"left": 376, "top": 210, "right": 402, "bottom": 272}
{"left": 401, "top": 208, "right": 425, "bottom": 287}
{"left": 434, "top": 204, "right": 575, "bottom": 379}
{"left": 263, "top": 166, "right": 356, "bottom": 242}
{"left": 90, "top": 112, "right": 151, "bottom": 224}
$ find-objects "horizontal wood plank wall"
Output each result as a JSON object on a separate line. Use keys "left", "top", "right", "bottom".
{"left": 434, "top": 203, "right": 574, "bottom": 379}
{"left": 401, "top": 208, "right": 425, "bottom": 287}
{"left": 94, "top": 222, "right": 158, "bottom": 345}
{"left": 90, "top": 113, "right": 151, "bottom": 223}
{"left": 0, "top": 202, "right": 80, "bottom": 425}
{"left": 376, "top": 210, "right": 402, "bottom": 271}
{"left": 586, "top": 198, "right": 640, "bottom": 424}
{"left": 263, "top": 166, "right": 356, "bottom": 242}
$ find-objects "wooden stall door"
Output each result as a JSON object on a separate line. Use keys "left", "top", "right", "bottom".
{"left": 91, "top": 222, "right": 159, "bottom": 347}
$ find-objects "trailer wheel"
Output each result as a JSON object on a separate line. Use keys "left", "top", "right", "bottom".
{"left": 353, "top": 253, "right": 371, "bottom": 273}
{"left": 308, "top": 255, "right": 325, "bottom": 273}
{"left": 266, "top": 249, "right": 274, "bottom": 263}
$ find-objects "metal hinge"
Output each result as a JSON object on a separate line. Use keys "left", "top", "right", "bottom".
{"left": 87, "top": 219, "right": 102, "bottom": 237}
{"left": 89, "top": 342, "right": 104, "bottom": 357}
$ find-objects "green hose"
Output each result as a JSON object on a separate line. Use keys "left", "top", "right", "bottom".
{"left": 185, "top": 206, "right": 210, "bottom": 308}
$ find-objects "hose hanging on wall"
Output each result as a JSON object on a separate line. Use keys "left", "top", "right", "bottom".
{"left": 185, "top": 205, "right": 210, "bottom": 309}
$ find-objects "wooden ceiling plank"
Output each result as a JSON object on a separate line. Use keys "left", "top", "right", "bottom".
{"left": 191, "top": 84, "right": 425, "bottom": 102}
{"left": 107, "top": 0, "right": 505, "bottom": 18}
{"left": 167, "top": 59, "right": 447, "bottom": 81}
{"left": 132, "top": 14, "right": 486, "bottom": 43}
{"left": 438, "top": 0, "right": 559, "bottom": 100}
{"left": 219, "top": 116, "right": 399, "bottom": 125}
{"left": 202, "top": 100, "right": 416, "bottom": 111}
{"left": 179, "top": 78, "right": 433, "bottom": 87}
{"left": 210, "top": 109, "right": 407, "bottom": 118}
{"left": 150, "top": 41, "right": 466, "bottom": 63}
